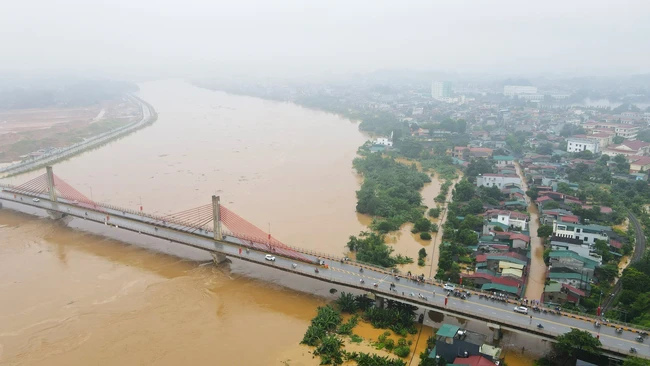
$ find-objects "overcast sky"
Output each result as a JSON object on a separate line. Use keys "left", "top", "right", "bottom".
{"left": 2, "top": 0, "right": 649, "bottom": 78}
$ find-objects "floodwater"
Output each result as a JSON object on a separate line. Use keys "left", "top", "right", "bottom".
{"left": 515, "top": 162, "right": 545, "bottom": 301}
{"left": 0, "top": 80, "right": 535, "bottom": 365}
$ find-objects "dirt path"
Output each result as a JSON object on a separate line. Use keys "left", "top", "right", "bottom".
{"left": 427, "top": 174, "right": 463, "bottom": 280}
{"left": 514, "top": 162, "right": 546, "bottom": 301}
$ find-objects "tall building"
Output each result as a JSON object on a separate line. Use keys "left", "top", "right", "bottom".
{"left": 431, "top": 81, "right": 452, "bottom": 100}
{"left": 503, "top": 85, "right": 537, "bottom": 96}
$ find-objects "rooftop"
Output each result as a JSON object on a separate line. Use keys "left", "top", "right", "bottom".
{"left": 437, "top": 324, "right": 461, "bottom": 338}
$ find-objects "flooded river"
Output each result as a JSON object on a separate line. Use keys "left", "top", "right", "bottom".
{"left": 0, "top": 80, "right": 536, "bottom": 365}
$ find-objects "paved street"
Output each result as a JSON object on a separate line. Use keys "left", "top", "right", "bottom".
{"left": 1, "top": 190, "right": 648, "bottom": 359}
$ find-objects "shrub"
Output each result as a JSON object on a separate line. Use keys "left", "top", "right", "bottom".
{"left": 398, "top": 338, "right": 407, "bottom": 347}
{"left": 431, "top": 223, "right": 439, "bottom": 232}
{"left": 428, "top": 207, "right": 441, "bottom": 218}
{"left": 420, "top": 232, "right": 432, "bottom": 240}
{"left": 350, "top": 334, "right": 362, "bottom": 343}
{"left": 417, "top": 258, "right": 425, "bottom": 266}
{"left": 394, "top": 345, "right": 410, "bottom": 357}
{"left": 385, "top": 338, "right": 395, "bottom": 351}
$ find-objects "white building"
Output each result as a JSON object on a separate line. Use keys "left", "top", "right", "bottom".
{"left": 552, "top": 222, "right": 610, "bottom": 245}
{"left": 475, "top": 174, "right": 522, "bottom": 189}
{"left": 503, "top": 85, "right": 538, "bottom": 96}
{"left": 566, "top": 138, "right": 599, "bottom": 153}
{"left": 374, "top": 138, "right": 393, "bottom": 147}
{"left": 431, "top": 81, "right": 452, "bottom": 100}
{"left": 485, "top": 209, "right": 529, "bottom": 230}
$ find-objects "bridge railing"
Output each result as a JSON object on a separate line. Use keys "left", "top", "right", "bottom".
{"left": 4, "top": 189, "right": 650, "bottom": 335}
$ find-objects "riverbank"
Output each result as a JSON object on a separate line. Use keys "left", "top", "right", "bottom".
{"left": 0, "top": 95, "right": 158, "bottom": 177}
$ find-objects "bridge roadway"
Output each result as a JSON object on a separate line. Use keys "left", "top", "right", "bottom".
{"left": 0, "top": 96, "right": 154, "bottom": 177}
{"left": 0, "top": 190, "right": 647, "bottom": 360}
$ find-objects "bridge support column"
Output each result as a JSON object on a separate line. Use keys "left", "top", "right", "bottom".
{"left": 212, "top": 195, "right": 222, "bottom": 241}
{"left": 487, "top": 323, "right": 502, "bottom": 341}
{"left": 376, "top": 296, "right": 385, "bottom": 309}
{"left": 46, "top": 166, "right": 57, "bottom": 202}
{"left": 211, "top": 252, "right": 228, "bottom": 265}
{"left": 46, "top": 210, "right": 64, "bottom": 220}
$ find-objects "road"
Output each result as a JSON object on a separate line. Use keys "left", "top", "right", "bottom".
{"left": 514, "top": 162, "right": 546, "bottom": 301}
{"left": 0, "top": 190, "right": 648, "bottom": 359}
{"left": 0, "top": 96, "right": 155, "bottom": 177}
{"left": 602, "top": 210, "right": 647, "bottom": 312}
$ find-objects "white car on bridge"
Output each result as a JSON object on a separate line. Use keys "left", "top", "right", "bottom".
{"left": 265, "top": 255, "right": 276, "bottom": 262}
{"left": 514, "top": 306, "right": 529, "bottom": 314}
{"left": 443, "top": 284, "right": 455, "bottom": 291}
{"left": 32, "top": 198, "right": 40, "bottom": 202}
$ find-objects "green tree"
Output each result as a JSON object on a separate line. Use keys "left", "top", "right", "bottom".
{"left": 457, "top": 228, "right": 478, "bottom": 246}
{"left": 453, "top": 179, "right": 475, "bottom": 202}
{"left": 336, "top": 292, "right": 358, "bottom": 313}
{"left": 464, "top": 198, "right": 485, "bottom": 214}
{"left": 412, "top": 217, "right": 432, "bottom": 233}
{"left": 465, "top": 158, "right": 494, "bottom": 180}
{"left": 622, "top": 268, "right": 650, "bottom": 292}
{"left": 595, "top": 264, "right": 618, "bottom": 283}
{"left": 544, "top": 200, "right": 560, "bottom": 209}
{"left": 428, "top": 207, "right": 441, "bottom": 218}
{"left": 537, "top": 225, "right": 554, "bottom": 240}
{"left": 613, "top": 135, "right": 625, "bottom": 144}
{"left": 420, "top": 232, "right": 432, "bottom": 240}
{"left": 554, "top": 329, "right": 602, "bottom": 358}
{"left": 614, "top": 154, "right": 630, "bottom": 173}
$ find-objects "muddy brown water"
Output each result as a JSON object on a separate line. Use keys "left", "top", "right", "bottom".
{"left": 0, "top": 80, "right": 536, "bottom": 365}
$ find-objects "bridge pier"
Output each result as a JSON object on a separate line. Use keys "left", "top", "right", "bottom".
{"left": 487, "top": 323, "right": 502, "bottom": 341}
{"left": 211, "top": 252, "right": 229, "bottom": 265}
{"left": 376, "top": 295, "right": 385, "bottom": 309}
{"left": 46, "top": 210, "right": 64, "bottom": 220}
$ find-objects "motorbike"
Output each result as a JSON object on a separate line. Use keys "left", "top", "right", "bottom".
{"left": 537, "top": 324, "right": 544, "bottom": 329}
{"left": 292, "top": 263, "right": 297, "bottom": 269}
{"left": 594, "top": 322, "right": 601, "bottom": 328}
{"left": 373, "top": 283, "right": 378, "bottom": 288}
{"left": 636, "top": 336, "right": 644, "bottom": 343}
{"left": 359, "top": 268, "right": 363, "bottom": 273}
{"left": 630, "top": 347, "right": 637, "bottom": 354}
{"left": 359, "top": 279, "right": 364, "bottom": 284}
{"left": 314, "top": 268, "right": 319, "bottom": 273}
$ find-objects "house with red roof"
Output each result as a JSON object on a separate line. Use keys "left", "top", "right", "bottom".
{"left": 453, "top": 356, "right": 498, "bottom": 366}
{"left": 604, "top": 139, "right": 650, "bottom": 157}
{"left": 629, "top": 156, "right": 650, "bottom": 173}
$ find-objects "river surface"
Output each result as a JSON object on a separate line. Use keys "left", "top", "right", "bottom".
{"left": 0, "top": 80, "right": 536, "bottom": 365}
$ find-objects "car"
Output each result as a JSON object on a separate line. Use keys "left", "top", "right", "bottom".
{"left": 32, "top": 198, "right": 40, "bottom": 202}
{"left": 514, "top": 306, "right": 529, "bottom": 314}
{"left": 264, "top": 255, "right": 276, "bottom": 261}
{"left": 443, "top": 284, "right": 455, "bottom": 291}
{"left": 72, "top": 200, "right": 79, "bottom": 205}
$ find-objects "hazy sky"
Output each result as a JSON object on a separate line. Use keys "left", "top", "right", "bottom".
{"left": 2, "top": 0, "right": 649, "bottom": 78}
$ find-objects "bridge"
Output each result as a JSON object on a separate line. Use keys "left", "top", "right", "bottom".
{"left": 0, "top": 166, "right": 647, "bottom": 360}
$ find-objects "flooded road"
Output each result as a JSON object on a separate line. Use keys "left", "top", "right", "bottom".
{"left": 515, "top": 162, "right": 546, "bottom": 301}
{"left": 0, "top": 80, "right": 534, "bottom": 365}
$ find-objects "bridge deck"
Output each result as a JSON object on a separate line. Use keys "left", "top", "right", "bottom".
{"left": 0, "top": 189, "right": 646, "bottom": 359}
